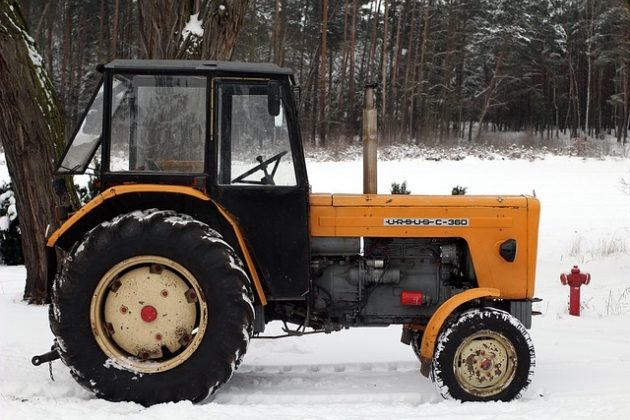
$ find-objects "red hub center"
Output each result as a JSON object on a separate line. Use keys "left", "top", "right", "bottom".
{"left": 140, "top": 305, "right": 158, "bottom": 322}
{"left": 480, "top": 358, "right": 493, "bottom": 370}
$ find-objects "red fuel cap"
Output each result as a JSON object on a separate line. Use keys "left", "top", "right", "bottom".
{"left": 140, "top": 305, "right": 158, "bottom": 322}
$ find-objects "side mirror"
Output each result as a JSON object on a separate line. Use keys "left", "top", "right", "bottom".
{"left": 52, "top": 177, "right": 67, "bottom": 196}
{"left": 267, "top": 81, "right": 281, "bottom": 117}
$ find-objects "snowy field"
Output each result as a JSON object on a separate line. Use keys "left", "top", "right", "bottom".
{"left": 2, "top": 153, "right": 630, "bottom": 419}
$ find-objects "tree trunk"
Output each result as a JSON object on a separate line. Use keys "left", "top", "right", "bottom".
{"left": 201, "top": 0, "right": 249, "bottom": 60}
{"left": 137, "top": 0, "right": 188, "bottom": 59}
{"left": 476, "top": 48, "right": 505, "bottom": 140}
{"left": 347, "top": 0, "right": 358, "bottom": 135}
{"left": 98, "top": 0, "right": 106, "bottom": 61}
{"left": 271, "top": 0, "right": 281, "bottom": 62}
{"left": 388, "top": 0, "right": 404, "bottom": 142}
{"left": 584, "top": 0, "right": 596, "bottom": 137}
{"left": 319, "top": 0, "right": 328, "bottom": 147}
{"left": 0, "top": 0, "right": 67, "bottom": 303}
{"left": 621, "top": 65, "right": 629, "bottom": 144}
{"left": 414, "top": 0, "right": 432, "bottom": 144}
{"left": 366, "top": 0, "right": 381, "bottom": 80}
{"left": 111, "top": 0, "right": 120, "bottom": 58}
{"left": 137, "top": 0, "right": 248, "bottom": 61}
{"left": 439, "top": 2, "right": 457, "bottom": 142}
{"left": 337, "top": 0, "right": 350, "bottom": 129}
{"left": 271, "top": 0, "right": 288, "bottom": 66}
{"left": 380, "top": 0, "right": 389, "bottom": 143}
{"left": 401, "top": 0, "right": 417, "bottom": 141}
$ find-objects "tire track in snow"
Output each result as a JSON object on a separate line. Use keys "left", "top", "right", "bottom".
{"left": 212, "top": 361, "right": 440, "bottom": 405}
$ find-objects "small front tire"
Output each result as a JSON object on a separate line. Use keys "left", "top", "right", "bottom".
{"left": 430, "top": 307, "right": 535, "bottom": 402}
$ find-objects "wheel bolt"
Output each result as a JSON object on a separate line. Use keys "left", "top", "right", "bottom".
{"left": 179, "top": 334, "right": 191, "bottom": 346}
{"left": 185, "top": 289, "right": 198, "bottom": 303}
{"left": 111, "top": 279, "right": 122, "bottom": 292}
{"left": 155, "top": 333, "right": 162, "bottom": 341}
{"left": 120, "top": 305, "right": 128, "bottom": 314}
{"left": 161, "top": 289, "right": 168, "bottom": 297}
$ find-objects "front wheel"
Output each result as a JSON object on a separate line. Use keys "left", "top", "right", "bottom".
{"left": 49, "top": 210, "right": 254, "bottom": 405}
{"left": 430, "top": 307, "right": 535, "bottom": 402}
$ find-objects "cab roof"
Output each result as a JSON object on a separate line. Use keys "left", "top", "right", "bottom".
{"left": 104, "top": 59, "right": 294, "bottom": 79}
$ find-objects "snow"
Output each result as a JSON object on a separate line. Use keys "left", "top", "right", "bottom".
{"left": 0, "top": 215, "right": 9, "bottom": 231}
{"left": 0, "top": 186, "right": 17, "bottom": 227}
{"left": 182, "top": 13, "right": 204, "bottom": 38}
{"left": 0, "top": 154, "right": 7, "bottom": 180}
{"left": 2, "top": 154, "right": 630, "bottom": 418}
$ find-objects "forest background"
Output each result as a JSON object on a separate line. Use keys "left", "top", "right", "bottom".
{"left": 15, "top": 0, "right": 630, "bottom": 148}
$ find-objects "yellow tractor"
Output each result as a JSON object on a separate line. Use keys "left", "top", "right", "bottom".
{"left": 33, "top": 60, "right": 540, "bottom": 405}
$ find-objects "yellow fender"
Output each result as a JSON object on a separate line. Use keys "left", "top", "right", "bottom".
{"left": 47, "top": 184, "right": 267, "bottom": 305}
{"left": 418, "top": 287, "right": 501, "bottom": 376}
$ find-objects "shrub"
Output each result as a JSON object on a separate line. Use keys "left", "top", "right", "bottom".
{"left": 76, "top": 160, "right": 101, "bottom": 205}
{"left": 452, "top": 185, "right": 467, "bottom": 195}
{"left": 0, "top": 182, "right": 23, "bottom": 265}
{"left": 391, "top": 181, "right": 411, "bottom": 194}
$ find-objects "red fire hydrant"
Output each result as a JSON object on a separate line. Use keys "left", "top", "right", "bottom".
{"left": 560, "top": 265, "right": 591, "bottom": 316}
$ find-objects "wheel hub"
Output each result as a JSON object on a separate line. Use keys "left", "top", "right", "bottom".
{"left": 103, "top": 264, "right": 197, "bottom": 359}
{"left": 90, "top": 256, "right": 207, "bottom": 373}
{"left": 140, "top": 305, "right": 158, "bottom": 322}
{"left": 454, "top": 330, "right": 517, "bottom": 397}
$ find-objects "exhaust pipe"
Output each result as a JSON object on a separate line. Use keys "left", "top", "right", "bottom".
{"left": 363, "top": 83, "right": 378, "bottom": 194}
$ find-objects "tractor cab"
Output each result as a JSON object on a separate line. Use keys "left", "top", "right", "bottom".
{"left": 57, "top": 60, "right": 307, "bottom": 186}
{"left": 55, "top": 60, "right": 311, "bottom": 299}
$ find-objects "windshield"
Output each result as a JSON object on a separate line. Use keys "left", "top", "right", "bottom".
{"left": 56, "top": 79, "right": 106, "bottom": 174}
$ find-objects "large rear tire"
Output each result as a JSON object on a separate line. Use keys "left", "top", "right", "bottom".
{"left": 430, "top": 307, "right": 535, "bottom": 402}
{"left": 49, "top": 209, "right": 254, "bottom": 405}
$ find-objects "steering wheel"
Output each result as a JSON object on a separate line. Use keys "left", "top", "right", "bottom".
{"left": 232, "top": 151, "right": 288, "bottom": 185}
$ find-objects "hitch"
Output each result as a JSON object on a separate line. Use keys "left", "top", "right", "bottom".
{"left": 32, "top": 347, "right": 60, "bottom": 366}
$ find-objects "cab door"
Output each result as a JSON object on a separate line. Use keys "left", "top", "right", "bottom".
{"left": 210, "top": 79, "right": 310, "bottom": 300}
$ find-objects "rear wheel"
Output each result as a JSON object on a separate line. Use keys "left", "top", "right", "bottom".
{"left": 50, "top": 210, "right": 254, "bottom": 405}
{"left": 430, "top": 307, "right": 535, "bottom": 402}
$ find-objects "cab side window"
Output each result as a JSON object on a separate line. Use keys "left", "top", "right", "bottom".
{"left": 216, "top": 82, "right": 297, "bottom": 187}
{"left": 110, "top": 74, "right": 206, "bottom": 173}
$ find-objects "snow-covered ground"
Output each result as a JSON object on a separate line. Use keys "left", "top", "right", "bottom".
{"left": 2, "top": 153, "right": 630, "bottom": 419}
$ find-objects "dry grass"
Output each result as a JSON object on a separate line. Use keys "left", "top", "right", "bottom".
{"left": 567, "top": 234, "right": 628, "bottom": 260}
{"left": 605, "top": 287, "right": 630, "bottom": 316}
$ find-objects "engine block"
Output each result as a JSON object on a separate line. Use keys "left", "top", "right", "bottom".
{"left": 310, "top": 237, "right": 475, "bottom": 328}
